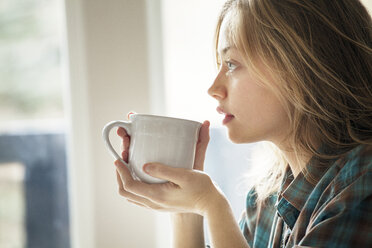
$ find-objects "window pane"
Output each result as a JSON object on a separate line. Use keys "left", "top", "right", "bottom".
{"left": 0, "top": 0, "right": 64, "bottom": 126}
{"left": 0, "top": 163, "right": 26, "bottom": 248}
{"left": 162, "top": 0, "right": 253, "bottom": 219}
{"left": 0, "top": 0, "right": 69, "bottom": 247}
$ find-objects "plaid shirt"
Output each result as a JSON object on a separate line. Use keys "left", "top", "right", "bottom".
{"left": 239, "top": 144, "right": 372, "bottom": 248}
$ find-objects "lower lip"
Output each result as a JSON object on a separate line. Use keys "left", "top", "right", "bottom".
{"left": 223, "top": 115, "right": 234, "bottom": 125}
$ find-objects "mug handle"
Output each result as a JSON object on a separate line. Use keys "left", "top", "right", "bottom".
{"left": 102, "top": 120, "right": 132, "bottom": 169}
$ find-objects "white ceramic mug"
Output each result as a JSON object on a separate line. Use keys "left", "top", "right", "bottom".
{"left": 102, "top": 114, "right": 202, "bottom": 183}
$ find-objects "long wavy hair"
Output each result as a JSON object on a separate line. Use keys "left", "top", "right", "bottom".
{"left": 215, "top": 0, "right": 372, "bottom": 201}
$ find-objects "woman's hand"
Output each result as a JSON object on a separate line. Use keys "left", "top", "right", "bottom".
{"left": 115, "top": 120, "right": 224, "bottom": 216}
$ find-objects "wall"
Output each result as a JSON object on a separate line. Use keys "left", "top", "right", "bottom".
{"left": 63, "top": 0, "right": 372, "bottom": 247}
{"left": 64, "top": 0, "right": 161, "bottom": 247}
{"left": 362, "top": 0, "right": 372, "bottom": 13}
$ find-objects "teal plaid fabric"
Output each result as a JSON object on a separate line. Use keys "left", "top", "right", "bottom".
{"left": 239, "top": 144, "right": 372, "bottom": 248}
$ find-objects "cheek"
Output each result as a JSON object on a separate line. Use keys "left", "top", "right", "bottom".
{"left": 231, "top": 83, "right": 289, "bottom": 142}
{"left": 250, "top": 91, "right": 287, "bottom": 125}
{"left": 231, "top": 81, "right": 265, "bottom": 115}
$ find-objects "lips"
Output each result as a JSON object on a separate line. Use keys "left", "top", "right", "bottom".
{"left": 216, "top": 107, "right": 235, "bottom": 125}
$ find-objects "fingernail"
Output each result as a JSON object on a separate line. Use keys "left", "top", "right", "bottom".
{"left": 143, "top": 164, "right": 153, "bottom": 174}
{"left": 115, "top": 160, "right": 122, "bottom": 166}
{"left": 127, "top": 112, "right": 136, "bottom": 119}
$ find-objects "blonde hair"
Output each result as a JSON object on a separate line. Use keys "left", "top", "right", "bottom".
{"left": 215, "top": 0, "right": 372, "bottom": 201}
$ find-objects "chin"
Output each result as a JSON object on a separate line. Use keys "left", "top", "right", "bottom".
{"left": 227, "top": 128, "right": 260, "bottom": 144}
{"left": 227, "top": 130, "right": 249, "bottom": 144}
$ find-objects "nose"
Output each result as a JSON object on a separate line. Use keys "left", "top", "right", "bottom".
{"left": 208, "top": 71, "right": 227, "bottom": 101}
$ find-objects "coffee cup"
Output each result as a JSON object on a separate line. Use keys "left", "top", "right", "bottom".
{"left": 102, "top": 114, "right": 202, "bottom": 183}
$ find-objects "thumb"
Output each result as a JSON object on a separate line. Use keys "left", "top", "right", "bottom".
{"left": 143, "top": 163, "right": 187, "bottom": 184}
{"left": 115, "top": 159, "right": 134, "bottom": 184}
{"left": 194, "top": 120, "right": 210, "bottom": 171}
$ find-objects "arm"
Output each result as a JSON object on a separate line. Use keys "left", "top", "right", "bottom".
{"left": 205, "top": 193, "right": 250, "bottom": 248}
{"left": 115, "top": 159, "right": 250, "bottom": 248}
{"left": 171, "top": 213, "right": 205, "bottom": 248}
{"left": 116, "top": 120, "right": 248, "bottom": 246}
{"left": 295, "top": 194, "right": 372, "bottom": 247}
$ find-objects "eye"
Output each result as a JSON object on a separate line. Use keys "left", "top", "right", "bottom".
{"left": 226, "top": 61, "right": 238, "bottom": 72}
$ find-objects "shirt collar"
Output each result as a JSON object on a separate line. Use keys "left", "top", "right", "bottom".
{"left": 276, "top": 156, "right": 331, "bottom": 228}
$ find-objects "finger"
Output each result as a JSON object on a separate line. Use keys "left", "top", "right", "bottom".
{"left": 116, "top": 169, "right": 188, "bottom": 213}
{"left": 127, "top": 199, "right": 181, "bottom": 213}
{"left": 118, "top": 129, "right": 130, "bottom": 152}
{"left": 121, "top": 149, "right": 129, "bottom": 163}
{"left": 127, "top": 199, "right": 149, "bottom": 209}
{"left": 143, "top": 163, "right": 187, "bottom": 185}
{"left": 117, "top": 127, "right": 128, "bottom": 138}
{"left": 115, "top": 160, "right": 167, "bottom": 200}
{"left": 119, "top": 144, "right": 129, "bottom": 163}
{"left": 117, "top": 127, "right": 130, "bottom": 162}
{"left": 115, "top": 160, "right": 136, "bottom": 187}
{"left": 194, "top": 120, "right": 210, "bottom": 171}
{"left": 127, "top": 111, "right": 136, "bottom": 119}
{"left": 122, "top": 135, "right": 130, "bottom": 151}
{"left": 116, "top": 171, "right": 162, "bottom": 208}
{"left": 116, "top": 170, "right": 124, "bottom": 188}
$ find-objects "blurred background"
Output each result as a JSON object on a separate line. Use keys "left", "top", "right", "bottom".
{"left": 0, "top": 0, "right": 371, "bottom": 247}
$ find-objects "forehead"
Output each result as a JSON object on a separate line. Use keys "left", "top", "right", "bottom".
{"left": 217, "top": 10, "right": 235, "bottom": 54}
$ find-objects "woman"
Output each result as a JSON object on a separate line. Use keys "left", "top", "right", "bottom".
{"left": 115, "top": 0, "right": 372, "bottom": 247}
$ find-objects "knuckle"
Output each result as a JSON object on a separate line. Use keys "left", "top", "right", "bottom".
{"left": 152, "top": 205, "right": 162, "bottom": 211}
{"left": 121, "top": 151, "right": 128, "bottom": 161}
{"left": 156, "top": 192, "right": 167, "bottom": 204}
{"left": 202, "top": 137, "right": 210, "bottom": 146}
{"left": 118, "top": 188, "right": 129, "bottom": 197}
{"left": 120, "top": 137, "right": 130, "bottom": 148}
{"left": 155, "top": 167, "right": 164, "bottom": 175}
{"left": 123, "top": 181, "right": 133, "bottom": 191}
{"left": 123, "top": 137, "right": 130, "bottom": 147}
{"left": 200, "top": 172, "right": 212, "bottom": 185}
{"left": 182, "top": 172, "right": 193, "bottom": 184}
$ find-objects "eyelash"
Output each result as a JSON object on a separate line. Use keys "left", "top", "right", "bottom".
{"left": 226, "top": 61, "right": 238, "bottom": 73}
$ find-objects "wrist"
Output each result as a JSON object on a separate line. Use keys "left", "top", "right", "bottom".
{"left": 171, "top": 212, "right": 205, "bottom": 247}
{"left": 202, "top": 189, "right": 229, "bottom": 217}
{"left": 171, "top": 212, "right": 203, "bottom": 222}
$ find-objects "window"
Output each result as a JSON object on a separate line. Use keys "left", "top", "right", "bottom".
{"left": 0, "top": 0, "right": 69, "bottom": 247}
{"left": 0, "top": 163, "right": 25, "bottom": 247}
{"left": 162, "top": 0, "right": 255, "bottom": 220}
{"left": 161, "top": 2, "right": 257, "bottom": 246}
{"left": 161, "top": 1, "right": 372, "bottom": 246}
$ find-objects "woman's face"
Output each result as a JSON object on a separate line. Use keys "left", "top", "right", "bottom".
{"left": 208, "top": 12, "right": 290, "bottom": 144}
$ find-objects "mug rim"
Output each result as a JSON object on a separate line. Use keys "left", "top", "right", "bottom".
{"left": 129, "top": 113, "right": 202, "bottom": 125}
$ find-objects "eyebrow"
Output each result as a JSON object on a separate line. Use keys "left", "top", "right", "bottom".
{"left": 218, "top": 46, "right": 231, "bottom": 56}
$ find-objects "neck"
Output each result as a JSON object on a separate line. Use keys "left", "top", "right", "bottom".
{"left": 271, "top": 135, "right": 320, "bottom": 177}
{"left": 275, "top": 141, "right": 318, "bottom": 177}
{"left": 281, "top": 150, "right": 312, "bottom": 177}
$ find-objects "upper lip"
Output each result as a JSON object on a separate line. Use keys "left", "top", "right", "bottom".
{"left": 217, "top": 106, "right": 234, "bottom": 116}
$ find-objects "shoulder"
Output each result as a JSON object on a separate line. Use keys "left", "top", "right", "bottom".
{"left": 239, "top": 187, "right": 277, "bottom": 224}
{"left": 239, "top": 187, "right": 278, "bottom": 247}
{"left": 342, "top": 143, "right": 372, "bottom": 168}
{"left": 242, "top": 187, "right": 277, "bottom": 227}
{"left": 303, "top": 145, "right": 372, "bottom": 246}
{"left": 245, "top": 187, "right": 258, "bottom": 208}
{"left": 245, "top": 187, "right": 277, "bottom": 209}
{"left": 313, "top": 144, "right": 372, "bottom": 213}
{"left": 333, "top": 144, "right": 372, "bottom": 192}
